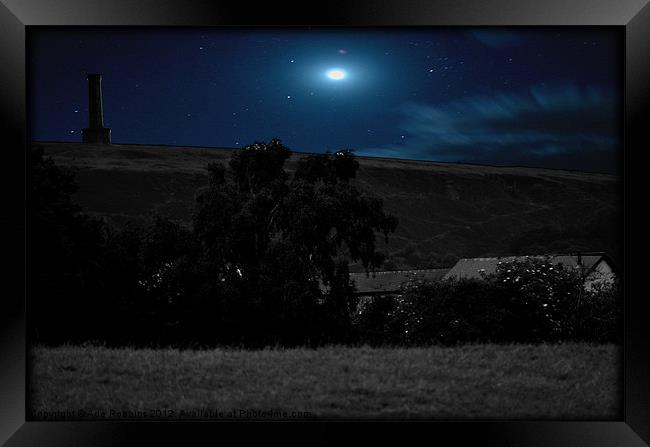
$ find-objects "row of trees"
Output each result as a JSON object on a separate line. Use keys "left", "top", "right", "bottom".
{"left": 28, "top": 141, "right": 620, "bottom": 347}
{"left": 28, "top": 140, "right": 398, "bottom": 346}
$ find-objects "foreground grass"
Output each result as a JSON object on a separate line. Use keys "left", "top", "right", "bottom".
{"left": 28, "top": 343, "right": 620, "bottom": 420}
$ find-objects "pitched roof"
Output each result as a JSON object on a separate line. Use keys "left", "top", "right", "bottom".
{"left": 443, "top": 253, "right": 610, "bottom": 281}
{"left": 349, "top": 268, "right": 450, "bottom": 294}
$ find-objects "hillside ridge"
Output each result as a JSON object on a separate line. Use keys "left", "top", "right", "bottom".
{"left": 34, "top": 141, "right": 620, "bottom": 271}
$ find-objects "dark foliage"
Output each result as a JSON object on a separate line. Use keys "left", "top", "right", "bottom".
{"left": 355, "top": 257, "right": 621, "bottom": 345}
{"left": 28, "top": 147, "right": 108, "bottom": 343}
{"left": 189, "top": 140, "right": 397, "bottom": 346}
{"left": 29, "top": 144, "right": 618, "bottom": 347}
{"left": 28, "top": 144, "right": 195, "bottom": 344}
{"left": 29, "top": 141, "right": 398, "bottom": 347}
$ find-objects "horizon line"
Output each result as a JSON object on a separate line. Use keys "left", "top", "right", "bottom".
{"left": 30, "top": 139, "right": 619, "bottom": 176}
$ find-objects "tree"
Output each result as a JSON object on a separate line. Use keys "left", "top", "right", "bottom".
{"left": 27, "top": 147, "right": 108, "bottom": 343}
{"left": 28, "top": 140, "right": 399, "bottom": 347}
{"left": 27, "top": 148, "right": 193, "bottom": 345}
{"left": 485, "top": 257, "right": 620, "bottom": 342}
{"left": 101, "top": 216, "right": 194, "bottom": 345}
{"left": 192, "top": 139, "right": 398, "bottom": 345}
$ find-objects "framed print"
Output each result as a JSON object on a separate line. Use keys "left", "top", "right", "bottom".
{"left": 2, "top": 0, "right": 649, "bottom": 445}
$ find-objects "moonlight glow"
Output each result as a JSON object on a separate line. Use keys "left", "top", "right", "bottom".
{"left": 326, "top": 69, "right": 347, "bottom": 80}
{"left": 29, "top": 28, "right": 619, "bottom": 173}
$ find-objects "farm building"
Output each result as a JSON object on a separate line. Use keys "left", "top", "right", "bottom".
{"left": 443, "top": 253, "right": 616, "bottom": 290}
{"left": 324, "top": 253, "right": 615, "bottom": 298}
{"left": 349, "top": 268, "right": 450, "bottom": 297}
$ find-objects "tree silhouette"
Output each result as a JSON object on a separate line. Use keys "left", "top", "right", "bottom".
{"left": 28, "top": 141, "right": 398, "bottom": 347}
{"left": 27, "top": 147, "right": 107, "bottom": 343}
{"left": 192, "top": 139, "right": 397, "bottom": 345}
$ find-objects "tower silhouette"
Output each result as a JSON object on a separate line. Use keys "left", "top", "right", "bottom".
{"left": 82, "top": 74, "right": 111, "bottom": 144}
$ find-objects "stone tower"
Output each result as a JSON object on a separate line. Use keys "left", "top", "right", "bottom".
{"left": 82, "top": 74, "right": 111, "bottom": 144}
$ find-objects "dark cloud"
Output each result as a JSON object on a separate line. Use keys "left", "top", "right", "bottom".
{"left": 358, "top": 83, "right": 620, "bottom": 173}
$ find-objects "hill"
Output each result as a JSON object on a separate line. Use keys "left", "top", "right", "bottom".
{"left": 34, "top": 141, "right": 621, "bottom": 271}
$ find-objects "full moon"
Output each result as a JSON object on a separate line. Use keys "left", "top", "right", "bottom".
{"left": 326, "top": 69, "right": 347, "bottom": 80}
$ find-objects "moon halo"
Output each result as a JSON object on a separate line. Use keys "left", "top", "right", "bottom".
{"left": 326, "top": 69, "right": 347, "bottom": 80}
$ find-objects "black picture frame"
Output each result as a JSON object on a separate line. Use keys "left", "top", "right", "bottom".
{"left": 2, "top": 0, "right": 649, "bottom": 445}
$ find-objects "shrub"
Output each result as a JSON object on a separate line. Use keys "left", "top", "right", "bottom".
{"left": 485, "top": 257, "right": 620, "bottom": 343}
{"left": 352, "top": 295, "right": 401, "bottom": 346}
{"left": 352, "top": 257, "right": 620, "bottom": 346}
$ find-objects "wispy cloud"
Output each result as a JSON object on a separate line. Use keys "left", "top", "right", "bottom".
{"left": 358, "top": 83, "right": 620, "bottom": 173}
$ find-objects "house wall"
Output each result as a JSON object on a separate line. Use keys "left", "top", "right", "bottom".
{"left": 584, "top": 260, "right": 616, "bottom": 291}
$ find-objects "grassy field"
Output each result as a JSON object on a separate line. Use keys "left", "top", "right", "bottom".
{"left": 28, "top": 343, "right": 621, "bottom": 420}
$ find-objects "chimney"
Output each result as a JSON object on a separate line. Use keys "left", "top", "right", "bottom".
{"left": 82, "top": 74, "right": 111, "bottom": 144}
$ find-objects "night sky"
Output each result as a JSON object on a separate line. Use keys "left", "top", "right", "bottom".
{"left": 29, "top": 27, "right": 621, "bottom": 173}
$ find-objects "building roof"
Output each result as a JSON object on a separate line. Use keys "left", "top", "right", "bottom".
{"left": 349, "top": 268, "right": 451, "bottom": 295}
{"left": 442, "top": 253, "right": 611, "bottom": 281}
